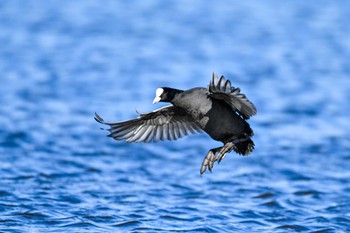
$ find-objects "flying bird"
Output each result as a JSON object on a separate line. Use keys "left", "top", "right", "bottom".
{"left": 95, "top": 72, "right": 256, "bottom": 174}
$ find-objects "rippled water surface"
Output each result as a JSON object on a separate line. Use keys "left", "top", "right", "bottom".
{"left": 1, "top": 1, "right": 350, "bottom": 232}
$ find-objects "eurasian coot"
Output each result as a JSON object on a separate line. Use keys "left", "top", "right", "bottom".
{"left": 95, "top": 72, "right": 256, "bottom": 174}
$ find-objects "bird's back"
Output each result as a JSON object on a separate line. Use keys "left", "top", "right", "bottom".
{"left": 172, "top": 88, "right": 253, "bottom": 143}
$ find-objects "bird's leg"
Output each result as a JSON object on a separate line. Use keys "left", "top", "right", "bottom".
{"left": 216, "top": 142, "right": 235, "bottom": 164}
{"left": 216, "top": 136, "right": 251, "bottom": 163}
{"left": 201, "top": 136, "right": 253, "bottom": 174}
{"left": 200, "top": 147, "right": 222, "bottom": 175}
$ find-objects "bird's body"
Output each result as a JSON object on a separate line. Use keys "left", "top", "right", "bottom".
{"left": 171, "top": 87, "right": 252, "bottom": 143}
{"left": 95, "top": 73, "right": 256, "bottom": 174}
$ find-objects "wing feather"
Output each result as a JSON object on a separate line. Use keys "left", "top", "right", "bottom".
{"left": 95, "top": 105, "right": 202, "bottom": 143}
{"left": 208, "top": 72, "right": 256, "bottom": 119}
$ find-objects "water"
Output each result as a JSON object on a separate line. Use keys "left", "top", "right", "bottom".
{"left": 1, "top": 0, "right": 350, "bottom": 232}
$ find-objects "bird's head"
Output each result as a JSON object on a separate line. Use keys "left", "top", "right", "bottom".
{"left": 153, "top": 87, "right": 182, "bottom": 104}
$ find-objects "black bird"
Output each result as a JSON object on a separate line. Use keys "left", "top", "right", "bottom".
{"left": 95, "top": 73, "right": 256, "bottom": 174}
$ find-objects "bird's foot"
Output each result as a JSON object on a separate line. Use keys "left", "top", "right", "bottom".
{"left": 200, "top": 150, "right": 216, "bottom": 175}
{"left": 200, "top": 142, "right": 236, "bottom": 175}
{"left": 200, "top": 147, "right": 221, "bottom": 175}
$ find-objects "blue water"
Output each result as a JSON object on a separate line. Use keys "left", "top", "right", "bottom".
{"left": 1, "top": 1, "right": 350, "bottom": 232}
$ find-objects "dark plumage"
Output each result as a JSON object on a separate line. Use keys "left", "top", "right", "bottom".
{"left": 95, "top": 72, "right": 256, "bottom": 174}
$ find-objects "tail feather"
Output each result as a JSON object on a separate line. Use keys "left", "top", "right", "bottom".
{"left": 233, "top": 138, "right": 254, "bottom": 155}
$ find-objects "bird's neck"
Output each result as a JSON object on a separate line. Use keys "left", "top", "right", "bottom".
{"left": 167, "top": 88, "right": 183, "bottom": 103}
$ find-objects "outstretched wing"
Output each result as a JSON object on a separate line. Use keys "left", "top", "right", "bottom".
{"left": 95, "top": 105, "right": 202, "bottom": 143}
{"left": 208, "top": 72, "right": 257, "bottom": 119}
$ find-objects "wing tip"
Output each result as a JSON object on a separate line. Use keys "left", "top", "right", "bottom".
{"left": 94, "top": 112, "right": 105, "bottom": 124}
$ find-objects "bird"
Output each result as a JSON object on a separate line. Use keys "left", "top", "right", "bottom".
{"left": 95, "top": 72, "right": 256, "bottom": 174}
